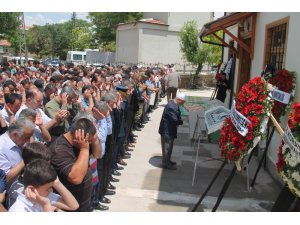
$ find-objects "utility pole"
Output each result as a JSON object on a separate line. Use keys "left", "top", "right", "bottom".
{"left": 71, "top": 12, "right": 76, "bottom": 50}
{"left": 18, "top": 12, "right": 28, "bottom": 66}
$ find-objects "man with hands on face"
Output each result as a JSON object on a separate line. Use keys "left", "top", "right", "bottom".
{"left": 45, "top": 86, "right": 78, "bottom": 137}
{"left": 49, "top": 118, "right": 100, "bottom": 212}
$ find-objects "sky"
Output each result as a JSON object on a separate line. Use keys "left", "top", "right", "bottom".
{"left": 24, "top": 12, "right": 224, "bottom": 27}
{"left": 24, "top": 12, "right": 89, "bottom": 26}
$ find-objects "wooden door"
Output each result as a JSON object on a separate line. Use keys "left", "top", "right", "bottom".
{"left": 237, "top": 38, "right": 252, "bottom": 93}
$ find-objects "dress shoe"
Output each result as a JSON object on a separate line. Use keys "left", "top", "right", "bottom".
{"left": 126, "top": 148, "right": 134, "bottom": 152}
{"left": 128, "top": 143, "right": 135, "bottom": 148}
{"left": 100, "top": 196, "right": 111, "bottom": 204}
{"left": 105, "top": 190, "right": 116, "bottom": 195}
{"left": 121, "top": 154, "right": 131, "bottom": 159}
{"left": 162, "top": 163, "right": 177, "bottom": 170}
{"left": 169, "top": 160, "right": 177, "bottom": 165}
{"left": 118, "top": 159, "right": 127, "bottom": 166}
{"left": 130, "top": 137, "right": 137, "bottom": 142}
{"left": 130, "top": 140, "right": 137, "bottom": 144}
{"left": 138, "top": 124, "right": 144, "bottom": 128}
{"left": 112, "top": 170, "right": 121, "bottom": 176}
{"left": 130, "top": 133, "right": 138, "bottom": 137}
{"left": 133, "top": 127, "right": 142, "bottom": 131}
{"left": 107, "top": 183, "right": 116, "bottom": 190}
{"left": 124, "top": 152, "right": 131, "bottom": 156}
{"left": 93, "top": 203, "right": 109, "bottom": 211}
{"left": 116, "top": 165, "right": 124, "bottom": 171}
{"left": 110, "top": 177, "right": 119, "bottom": 182}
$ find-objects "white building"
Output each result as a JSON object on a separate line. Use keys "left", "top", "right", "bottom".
{"left": 200, "top": 12, "right": 300, "bottom": 178}
{"left": 116, "top": 12, "right": 212, "bottom": 67}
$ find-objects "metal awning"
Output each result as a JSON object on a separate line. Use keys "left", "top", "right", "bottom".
{"left": 199, "top": 12, "right": 257, "bottom": 58}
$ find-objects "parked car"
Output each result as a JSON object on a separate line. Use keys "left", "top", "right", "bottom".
{"left": 41, "top": 58, "right": 61, "bottom": 67}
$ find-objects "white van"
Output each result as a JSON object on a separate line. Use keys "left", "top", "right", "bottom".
{"left": 66, "top": 51, "right": 86, "bottom": 65}
{"left": 12, "top": 56, "right": 35, "bottom": 65}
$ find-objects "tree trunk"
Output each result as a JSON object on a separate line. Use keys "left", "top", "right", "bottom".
{"left": 195, "top": 63, "right": 203, "bottom": 76}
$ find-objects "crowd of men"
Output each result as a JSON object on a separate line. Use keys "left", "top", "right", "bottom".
{"left": 0, "top": 59, "right": 180, "bottom": 212}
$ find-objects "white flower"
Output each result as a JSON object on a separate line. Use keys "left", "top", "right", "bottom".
{"left": 291, "top": 172, "right": 300, "bottom": 183}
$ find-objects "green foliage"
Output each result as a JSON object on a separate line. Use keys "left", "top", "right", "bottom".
{"left": 89, "top": 12, "right": 142, "bottom": 51}
{"left": 0, "top": 12, "right": 21, "bottom": 53}
{"left": 0, "top": 12, "right": 20, "bottom": 37}
{"left": 71, "top": 27, "right": 93, "bottom": 51}
{"left": 26, "top": 19, "right": 91, "bottom": 59}
{"left": 179, "top": 20, "right": 222, "bottom": 75}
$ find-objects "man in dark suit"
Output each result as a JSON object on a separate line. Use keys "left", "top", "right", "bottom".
{"left": 159, "top": 92, "right": 186, "bottom": 170}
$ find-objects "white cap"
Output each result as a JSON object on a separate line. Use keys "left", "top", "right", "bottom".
{"left": 176, "top": 92, "right": 186, "bottom": 101}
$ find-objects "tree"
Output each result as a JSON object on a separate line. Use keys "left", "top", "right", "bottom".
{"left": 179, "top": 20, "right": 222, "bottom": 75}
{"left": 27, "top": 25, "right": 51, "bottom": 58}
{"left": 89, "top": 12, "right": 142, "bottom": 51}
{"left": 0, "top": 12, "right": 21, "bottom": 53}
{"left": 70, "top": 27, "right": 93, "bottom": 51}
{"left": 0, "top": 12, "right": 20, "bottom": 37}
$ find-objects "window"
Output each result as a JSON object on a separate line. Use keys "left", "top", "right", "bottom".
{"left": 73, "top": 54, "right": 82, "bottom": 60}
{"left": 264, "top": 17, "right": 289, "bottom": 70}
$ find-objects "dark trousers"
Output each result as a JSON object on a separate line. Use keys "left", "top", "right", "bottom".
{"left": 99, "top": 135, "right": 114, "bottom": 199}
{"left": 272, "top": 185, "right": 300, "bottom": 211}
{"left": 167, "top": 87, "right": 178, "bottom": 102}
{"left": 0, "top": 169, "right": 6, "bottom": 193}
{"left": 94, "top": 158, "right": 104, "bottom": 204}
{"left": 91, "top": 182, "right": 100, "bottom": 208}
{"left": 160, "top": 136, "right": 174, "bottom": 165}
{"left": 112, "top": 136, "right": 126, "bottom": 169}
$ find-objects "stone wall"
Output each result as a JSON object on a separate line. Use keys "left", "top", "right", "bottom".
{"left": 179, "top": 74, "right": 216, "bottom": 89}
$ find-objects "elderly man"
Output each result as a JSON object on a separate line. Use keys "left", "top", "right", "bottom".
{"left": 0, "top": 118, "right": 35, "bottom": 186}
{"left": 15, "top": 88, "right": 68, "bottom": 133}
{"left": 1, "top": 94, "right": 22, "bottom": 125}
{"left": 158, "top": 92, "right": 186, "bottom": 170}
{"left": 166, "top": 66, "right": 181, "bottom": 102}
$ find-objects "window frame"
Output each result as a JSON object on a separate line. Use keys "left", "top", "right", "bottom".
{"left": 263, "top": 16, "right": 289, "bottom": 70}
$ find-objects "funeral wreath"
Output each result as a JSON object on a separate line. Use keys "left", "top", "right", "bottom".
{"left": 219, "top": 77, "right": 273, "bottom": 163}
{"left": 277, "top": 102, "right": 300, "bottom": 197}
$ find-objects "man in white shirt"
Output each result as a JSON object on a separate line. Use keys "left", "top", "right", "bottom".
{"left": 1, "top": 93, "right": 22, "bottom": 125}
{"left": 15, "top": 87, "right": 68, "bottom": 131}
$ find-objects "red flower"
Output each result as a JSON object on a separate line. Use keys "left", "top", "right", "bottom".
{"left": 267, "top": 69, "right": 296, "bottom": 121}
{"left": 219, "top": 77, "right": 273, "bottom": 163}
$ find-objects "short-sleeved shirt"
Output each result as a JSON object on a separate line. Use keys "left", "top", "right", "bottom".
{"left": 9, "top": 191, "right": 60, "bottom": 212}
{"left": 1, "top": 107, "right": 10, "bottom": 125}
{"left": 49, "top": 135, "right": 92, "bottom": 212}
{"left": 106, "top": 115, "right": 113, "bottom": 135}
{"left": 96, "top": 118, "right": 108, "bottom": 157}
{"left": 15, "top": 104, "right": 52, "bottom": 125}
{"left": 145, "top": 80, "right": 153, "bottom": 96}
{"left": 0, "top": 133, "right": 23, "bottom": 176}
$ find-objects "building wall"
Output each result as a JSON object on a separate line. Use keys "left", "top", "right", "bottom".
{"left": 222, "top": 12, "right": 300, "bottom": 178}
{"left": 143, "top": 12, "right": 169, "bottom": 24}
{"left": 116, "top": 25, "right": 140, "bottom": 63}
{"left": 250, "top": 12, "right": 300, "bottom": 167}
{"left": 168, "top": 12, "right": 212, "bottom": 31}
{"left": 116, "top": 12, "right": 212, "bottom": 66}
{"left": 139, "top": 28, "right": 181, "bottom": 64}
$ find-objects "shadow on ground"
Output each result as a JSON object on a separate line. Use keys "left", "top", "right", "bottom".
{"left": 144, "top": 113, "right": 282, "bottom": 212}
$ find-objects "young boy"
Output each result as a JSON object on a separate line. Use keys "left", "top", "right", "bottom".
{"left": 9, "top": 159, "right": 79, "bottom": 212}
{"left": 5, "top": 142, "right": 52, "bottom": 209}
